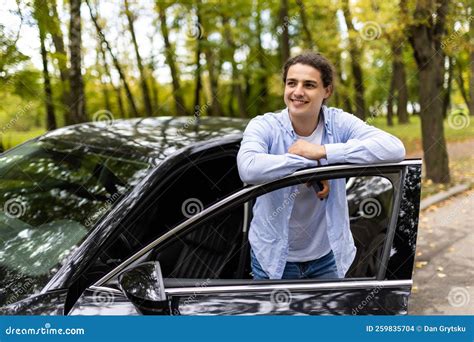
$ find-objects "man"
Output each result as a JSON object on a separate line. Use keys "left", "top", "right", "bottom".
{"left": 237, "top": 52, "right": 405, "bottom": 280}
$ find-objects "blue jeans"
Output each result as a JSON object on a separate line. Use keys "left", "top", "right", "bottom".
{"left": 251, "top": 249, "right": 339, "bottom": 280}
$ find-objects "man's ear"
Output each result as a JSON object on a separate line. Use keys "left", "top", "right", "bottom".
{"left": 324, "top": 85, "right": 333, "bottom": 99}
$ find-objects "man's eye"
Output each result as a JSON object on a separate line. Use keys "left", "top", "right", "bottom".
{"left": 287, "top": 82, "right": 295, "bottom": 86}
{"left": 305, "top": 83, "right": 316, "bottom": 88}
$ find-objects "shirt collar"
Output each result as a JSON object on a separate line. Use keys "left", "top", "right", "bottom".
{"left": 279, "top": 106, "right": 330, "bottom": 137}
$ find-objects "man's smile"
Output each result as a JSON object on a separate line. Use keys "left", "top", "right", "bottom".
{"left": 290, "top": 98, "right": 309, "bottom": 104}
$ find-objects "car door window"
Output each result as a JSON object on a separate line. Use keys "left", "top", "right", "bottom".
{"left": 0, "top": 140, "right": 150, "bottom": 307}
{"left": 149, "top": 172, "right": 398, "bottom": 282}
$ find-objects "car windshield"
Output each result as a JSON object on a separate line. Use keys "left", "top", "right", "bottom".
{"left": 0, "top": 139, "right": 150, "bottom": 307}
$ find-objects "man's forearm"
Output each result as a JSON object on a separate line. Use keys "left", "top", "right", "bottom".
{"left": 288, "top": 140, "right": 327, "bottom": 161}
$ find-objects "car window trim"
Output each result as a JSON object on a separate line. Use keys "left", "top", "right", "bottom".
{"left": 90, "top": 279, "right": 412, "bottom": 297}
{"left": 163, "top": 279, "right": 413, "bottom": 296}
{"left": 94, "top": 160, "right": 421, "bottom": 287}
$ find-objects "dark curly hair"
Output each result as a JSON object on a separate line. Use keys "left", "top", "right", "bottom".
{"left": 282, "top": 52, "right": 335, "bottom": 89}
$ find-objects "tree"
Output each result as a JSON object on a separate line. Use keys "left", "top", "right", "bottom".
{"left": 200, "top": 3, "right": 223, "bottom": 117}
{"left": 470, "top": 16, "right": 474, "bottom": 116}
{"left": 86, "top": 0, "right": 139, "bottom": 117}
{"left": 124, "top": 0, "right": 153, "bottom": 116}
{"left": 296, "top": 0, "right": 315, "bottom": 50}
{"left": 47, "top": 0, "right": 70, "bottom": 121}
{"left": 341, "top": 0, "right": 366, "bottom": 120}
{"left": 69, "top": 0, "right": 87, "bottom": 124}
{"left": 404, "top": 0, "right": 450, "bottom": 183}
{"left": 391, "top": 42, "right": 409, "bottom": 124}
{"left": 222, "top": 14, "right": 247, "bottom": 118}
{"left": 192, "top": 3, "right": 202, "bottom": 116}
{"left": 157, "top": 2, "right": 187, "bottom": 116}
{"left": 97, "top": 39, "right": 126, "bottom": 118}
{"left": 278, "top": 0, "right": 290, "bottom": 64}
{"left": 254, "top": 0, "right": 269, "bottom": 114}
{"left": 33, "top": 0, "right": 56, "bottom": 130}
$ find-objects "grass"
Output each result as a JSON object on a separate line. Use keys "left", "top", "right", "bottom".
{"left": 368, "top": 115, "right": 474, "bottom": 155}
{"left": 0, "top": 129, "right": 46, "bottom": 151}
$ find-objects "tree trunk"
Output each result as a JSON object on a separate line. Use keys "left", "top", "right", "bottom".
{"left": 334, "top": 55, "right": 353, "bottom": 113}
{"left": 278, "top": 0, "right": 290, "bottom": 64}
{"left": 222, "top": 16, "right": 247, "bottom": 118}
{"left": 116, "top": 86, "right": 126, "bottom": 119}
{"left": 148, "top": 35, "right": 159, "bottom": 110}
{"left": 157, "top": 4, "right": 187, "bottom": 116}
{"left": 455, "top": 61, "right": 469, "bottom": 109}
{"left": 296, "top": 0, "right": 315, "bottom": 50}
{"left": 193, "top": 5, "right": 202, "bottom": 117}
{"left": 204, "top": 49, "right": 222, "bottom": 117}
{"left": 69, "top": 0, "right": 87, "bottom": 124}
{"left": 255, "top": 2, "right": 268, "bottom": 114}
{"left": 98, "top": 41, "right": 125, "bottom": 118}
{"left": 442, "top": 56, "right": 453, "bottom": 119}
{"left": 469, "top": 18, "right": 474, "bottom": 116}
{"left": 392, "top": 43, "right": 409, "bottom": 123}
{"left": 48, "top": 0, "right": 70, "bottom": 121}
{"left": 407, "top": 0, "right": 450, "bottom": 183}
{"left": 341, "top": 0, "right": 366, "bottom": 120}
{"left": 86, "top": 0, "right": 139, "bottom": 117}
{"left": 387, "top": 71, "right": 395, "bottom": 127}
{"left": 34, "top": 0, "right": 57, "bottom": 130}
{"left": 124, "top": 0, "right": 153, "bottom": 117}
{"left": 96, "top": 44, "right": 111, "bottom": 112}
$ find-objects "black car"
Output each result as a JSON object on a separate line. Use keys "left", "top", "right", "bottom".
{"left": 0, "top": 116, "right": 421, "bottom": 315}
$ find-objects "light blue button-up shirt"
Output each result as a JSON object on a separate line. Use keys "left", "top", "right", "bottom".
{"left": 237, "top": 106, "right": 405, "bottom": 279}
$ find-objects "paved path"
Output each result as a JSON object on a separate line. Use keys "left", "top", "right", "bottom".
{"left": 406, "top": 138, "right": 474, "bottom": 160}
{"left": 408, "top": 189, "right": 474, "bottom": 314}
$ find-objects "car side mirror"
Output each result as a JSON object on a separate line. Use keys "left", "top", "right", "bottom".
{"left": 118, "top": 261, "right": 170, "bottom": 315}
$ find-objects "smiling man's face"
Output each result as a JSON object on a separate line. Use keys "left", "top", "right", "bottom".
{"left": 284, "top": 63, "right": 331, "bottom": 120}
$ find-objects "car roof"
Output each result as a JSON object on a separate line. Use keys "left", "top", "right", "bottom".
{"left": 39, "top": 116, "right": 249, "bottom": 164}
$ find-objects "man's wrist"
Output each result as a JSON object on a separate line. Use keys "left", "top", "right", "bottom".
{"left": 312, "top": 145, "right": 326, "bottom": 160}
{"left": 319, "top": 145, "right": 327, "bottom": 159}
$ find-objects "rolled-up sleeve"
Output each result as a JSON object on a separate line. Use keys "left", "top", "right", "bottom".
{"left": 324, "top": 112, "right": 405, "bottom": 164}
{"left": 237, "top": 117, "right": 317, "bottom": 184}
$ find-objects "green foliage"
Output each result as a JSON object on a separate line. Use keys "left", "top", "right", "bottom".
{"left": 0, "top": 0, "right": 471, "bottom": 133}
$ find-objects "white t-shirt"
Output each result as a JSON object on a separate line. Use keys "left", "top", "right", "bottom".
{"left": 287, "top": 118, "right": 331, "bottom": 262}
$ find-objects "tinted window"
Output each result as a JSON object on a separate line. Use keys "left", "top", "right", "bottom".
{"left": 151, "top": 175, "right": 394, "bottom": 281}
{"left": 0, "top": 140, "right": 150, "bottom": 306}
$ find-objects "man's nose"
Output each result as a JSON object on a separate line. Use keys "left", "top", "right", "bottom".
{"left": 294, "top": 83, "right": 304, "bottom": 96}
